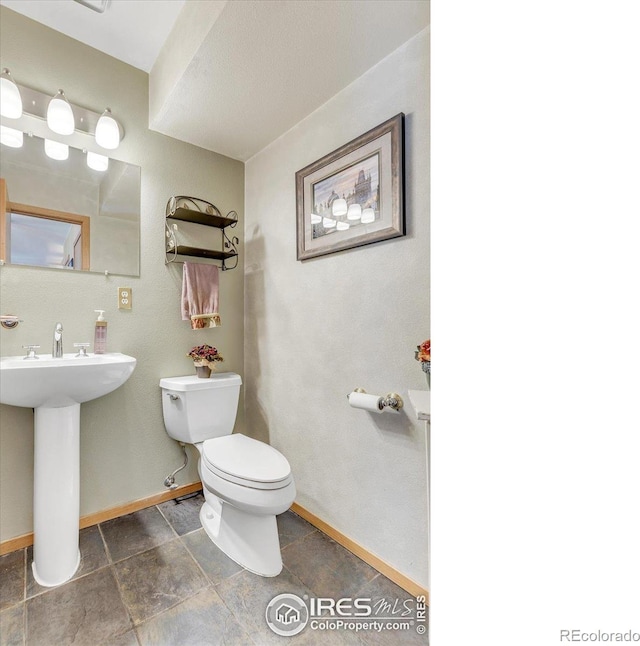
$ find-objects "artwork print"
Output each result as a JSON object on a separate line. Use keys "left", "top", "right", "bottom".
{"left": 311, "top": 153, "right": 380, "bottom": 239}
{"left": 296, "top": 114, "right": 404, "bottom": 260}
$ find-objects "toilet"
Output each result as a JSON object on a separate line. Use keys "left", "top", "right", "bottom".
{"left": 159, "top": 372, "right": 295, "bottom": 577}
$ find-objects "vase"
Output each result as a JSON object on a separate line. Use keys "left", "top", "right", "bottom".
{"left": 422, "top": 361, "right": 430, "bottom": 389}
{"left": 194, "top": 362, "right": 211, "bottom": 379}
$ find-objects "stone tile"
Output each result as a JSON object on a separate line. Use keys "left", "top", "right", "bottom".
{"left": 103, "top": 630, "right": 140, "bottom": 646}
{"left": 136, "top": 587, "right": 250, "bottom": 646}
{"left": 113, "top": 538, "right": 209, "bottom": 625}
{"left": 157, "top": 492, "right": 204, "bottom": 536}
{"left": 25, "top": 567, "right": 132, "bottom": 646}
{"left": 277, "top": 510, "right": 316, "bottom": 548}
{"left": 353, "top": 575, "right": 429, "bottom": 645}
{"left": 26, "top": 524, "right": 109, "bottom": 598}
{"left": 0, "top": 549, "right": 24, "bottom": 610}
{"left": 181, "top": 528, "right": 243, "bottom": 585}
{"left": 282, "top": 530, "right": 378, "bottom": 599}
{"left": 215, "top": 567, "right": 328, "bottom": 645}
{"left": 0, "top": 602, "right": 25, "bottom": 646}
{"left": 100, "top": 506, "right": 175, "bottom": 563}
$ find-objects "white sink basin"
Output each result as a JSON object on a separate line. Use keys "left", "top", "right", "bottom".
{"left": 0, "top": 350, "right": 136, "bottom": 588}
{"left": 0, "top": 352, "right": 136, "bottom": 408}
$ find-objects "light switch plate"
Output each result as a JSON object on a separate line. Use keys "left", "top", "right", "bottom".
{"left": 118, "top": 287, "right": 132, "bottom": 310}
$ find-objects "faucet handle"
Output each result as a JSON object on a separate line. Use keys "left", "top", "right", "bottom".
{"left": 22, "top": 345, "right": 40, "bottom": 360}
{"left": 73, "top": 343, "right": 90, "bottom": 357}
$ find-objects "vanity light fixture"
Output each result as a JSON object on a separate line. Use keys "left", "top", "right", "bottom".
{"left": 86, "top": 151, "right": 109, "bottom": 171}
{"left": 3, "top": 69, "right": 125, "bottom": 151}
{"left": 0, "top": 125, "right": 23, "bottom": 148}
{"left": 95, "top": 108, "right": 120, "bottom": 149}
{"left": 47, "top": 90, "right": 75, "bottom": 135}
{"left": 44, "top": 138, "right": 69, "bottom": 161}
{"left": 0, "top": 68, "right": 23, "bottom": 118}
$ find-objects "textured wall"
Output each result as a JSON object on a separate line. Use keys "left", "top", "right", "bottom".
{"left": 0, "top": 8, "right": 245, "bottom": 541}
{"left": 244, "top": 30, "right": 430, "bottom": 587}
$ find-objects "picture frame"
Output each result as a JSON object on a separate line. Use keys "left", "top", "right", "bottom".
{"left": 296, "top": 113, "right": 405, "bottom": 261}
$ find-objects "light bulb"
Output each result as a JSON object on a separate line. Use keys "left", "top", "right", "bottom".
{"left": 44, "top": 139, "right": 69, "bottom": 160}
{"left": 1, "top": 125, "right": 23, "bottom": 148}
{"left": 361, "top": 208, "right": 375, "bottom": 224}
{"left": 336, "top": 221, "right": 350, "bottom": 231}
{"left": 87, "top": 151, "right": 109, "bottom": 171}
{"left": 0, "top": 68, "right": 23, "bottom": 119}
{"left": 322, "top": 217, "right": 337, "bottom": 228}
{"left": 347, "top": 204, "right": 362, "bottom": 221}
{"left": 95, "top": 108, "right": 120, "bottom": 149}
{"left": 332, "top": 198, "right": 347, "bottom": 217}
{"left": 310, "top": 213, "right": 322, "bottom": 224}
{"left": 47, "top": 90, "right": 75, "bottom": 135}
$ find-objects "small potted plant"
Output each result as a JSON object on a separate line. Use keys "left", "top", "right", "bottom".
{"left": 187, "top": 344, "right": 224, "bottom": 379}
{"left": 415, "top": 339, "right": 430, "bottom": 388}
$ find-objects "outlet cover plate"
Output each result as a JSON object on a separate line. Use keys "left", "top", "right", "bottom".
{"left": 118, "top": 287, "right": 132, "bottom": 310}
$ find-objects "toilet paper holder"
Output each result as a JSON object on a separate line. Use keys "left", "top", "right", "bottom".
{"left": 347, "top": 388, "right": 404, "bottom": 412}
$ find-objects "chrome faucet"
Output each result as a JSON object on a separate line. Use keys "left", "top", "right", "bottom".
{"left": 52, "top": 322, "right": 63, "bottom": 358}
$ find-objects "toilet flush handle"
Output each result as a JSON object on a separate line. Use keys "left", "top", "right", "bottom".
{"left": 166, "top": 393, "right": 180, "bottom": 401}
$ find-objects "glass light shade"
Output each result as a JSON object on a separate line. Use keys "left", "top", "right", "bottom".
{"left": 332, "top": 198, "right": 348, "bottom": 217}
{"left": 44, "top": 139, "right": 69, "bottom": 161}
{"left": 361, "top": 208, "right": 375, "bottom": 224}
{"left": 1, "top": 125, "right": 23, "bottom": 148}
{"left": 47, "top": 90, "right": 75, "bottom": 135}
{"left": 87, "top": 151, "right": 109, "bottom": 171}
{"left": 310, "top": 212, "right": 322, "bottom": 224}
{"left": 0, "top": 69, "right": 23, "bottom": 119}
{"left": 336, "top": 221, "right": 350, "bottom": 231}
{"left": 347, "top": 204, "right": 362, "bottom": 221}
{"left": 95, "top": 108, "right": 120, "bottom": 149}
{"left": 322, "top": 217, "right": 337, "bottom": 228}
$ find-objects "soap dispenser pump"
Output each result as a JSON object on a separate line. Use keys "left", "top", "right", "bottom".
{"left": 94, "top": 310, "right": 107, "bottom": 354}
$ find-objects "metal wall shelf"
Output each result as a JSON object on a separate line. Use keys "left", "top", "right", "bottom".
{"left": 165, "top": 196, "right": 239, "bottom": 270}
{"left": 170, "top": 245, "right": 237, "bottom": 261}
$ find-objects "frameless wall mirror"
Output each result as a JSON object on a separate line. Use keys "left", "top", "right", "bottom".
{"left": 0, "top": 132, "right": 140, "bottom": 276}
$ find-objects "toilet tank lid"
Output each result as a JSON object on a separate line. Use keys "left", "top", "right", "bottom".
{"left": 159, "top": 372, "right": 242, "bottom": 391}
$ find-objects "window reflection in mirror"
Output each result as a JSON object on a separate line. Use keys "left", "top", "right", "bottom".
{"left": 0, "top": 132, "right": 140, "bottom": 276}
{"left": 8, "top": 206, "right": 89, "bottom": 269}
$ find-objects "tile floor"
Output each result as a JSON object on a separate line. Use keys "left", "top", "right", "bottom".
{"left": 0, "top": 493, "right": 428, "bottom": 645}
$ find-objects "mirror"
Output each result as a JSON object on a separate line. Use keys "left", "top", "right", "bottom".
{"left": 1, "top": 132, "right": 140, "bottom": 276}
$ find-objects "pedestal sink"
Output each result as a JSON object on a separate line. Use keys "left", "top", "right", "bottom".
{"left": 0, "top": 352, "right": 136, "bottom": 587}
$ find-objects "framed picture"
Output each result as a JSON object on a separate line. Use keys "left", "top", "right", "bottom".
{"left": 296, "top": 113, "right": 405, "bottom": 261}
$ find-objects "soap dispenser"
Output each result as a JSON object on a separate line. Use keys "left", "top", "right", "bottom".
{"left": 94, "top": 310, "right": 108, "bottom": 354}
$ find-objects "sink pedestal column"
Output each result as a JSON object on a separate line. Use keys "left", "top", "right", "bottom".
{"left": 32, "top": 404, "right": 81, "bottom": 587}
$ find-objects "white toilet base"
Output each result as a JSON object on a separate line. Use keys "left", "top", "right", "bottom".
{"left": 199, "top": 497, "right": 283, "bottom": 577}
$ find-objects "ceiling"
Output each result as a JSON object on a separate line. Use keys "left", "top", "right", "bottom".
{"left": 0, "top": 0, "right": 185, "bottom": 72}
{"left": 1, "top": 0, "right": 429, "bottom": 161}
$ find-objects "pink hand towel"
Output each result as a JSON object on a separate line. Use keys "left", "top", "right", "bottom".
{"left": 181, "top": 262, "right": 222, "bottom": 329}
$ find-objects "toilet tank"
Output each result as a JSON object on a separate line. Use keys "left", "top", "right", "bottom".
{"left": 159, "top": 373, "right": 242, "bottom": 444}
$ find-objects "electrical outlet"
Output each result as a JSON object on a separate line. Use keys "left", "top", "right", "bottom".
{"left": 118, "top": 287, "right": 132, "bottom": 310}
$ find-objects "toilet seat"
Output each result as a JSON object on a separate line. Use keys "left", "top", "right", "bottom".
{"left": 202, "top": 434, "right": 292, "bottom": 490}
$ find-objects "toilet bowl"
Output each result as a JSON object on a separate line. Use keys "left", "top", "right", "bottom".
{"left": 159, "top": 373, "right": 295, "bottom": 577}
{"left": 196, "top": 434, "right": 296, "bottom": 576}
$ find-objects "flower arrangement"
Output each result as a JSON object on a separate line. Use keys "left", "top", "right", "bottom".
{"left": 187, "top": 344, "right": 224, "bottom": 368}
{"left": 415, "top": 339, "right": 430, "bottom": 387}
